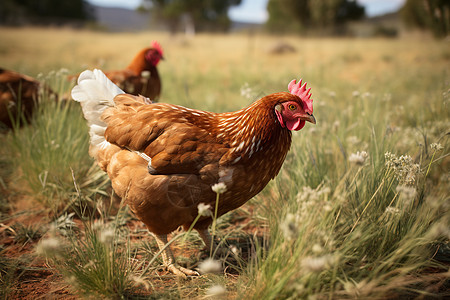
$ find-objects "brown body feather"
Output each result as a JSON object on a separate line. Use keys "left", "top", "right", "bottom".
{"left": 97, "top": 92, "right": 295, "bottom": 234}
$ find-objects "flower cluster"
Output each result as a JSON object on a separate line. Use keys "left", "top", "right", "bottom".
{"left": 197, "top": 203, "right": 212, "bottom": 217}
{"left": 385, "top": 152, "right": 420, "bottom": 184}
{"left": 240, "top": 82, "right": 253, "bottom": 99}
{"left": 296, "top": 185, "right": 332, "bottom": 218}
{"left": 211, "top": 182, "right": 227, "bottom": 194}
{"left": 430, "top": 143, "right": 444, "bottom": 151}
{"left": 300, "top": 254, "right": 336, "bottom": 273}
{"left": 349, "top": 151, "right": 369, "bottom": 166}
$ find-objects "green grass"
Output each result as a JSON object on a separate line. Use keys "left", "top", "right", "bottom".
{"left": 0, "top": 28, "right": 448, "bottom": 298}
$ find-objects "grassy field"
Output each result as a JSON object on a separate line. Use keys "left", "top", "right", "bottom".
{"left": 0, "top": 27, "right": 449, "bottom": 299}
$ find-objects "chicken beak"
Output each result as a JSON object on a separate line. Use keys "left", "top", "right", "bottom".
{"left": 305, "top": 113, "right": 316, "bottom": 124}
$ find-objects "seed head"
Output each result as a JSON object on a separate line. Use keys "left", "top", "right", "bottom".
{"left": 99, "top": 228, "right": 115, "bottom": 244}
{"left": 301, "top": 255, "right": 335, "bottom": 273}
{"left": 198, "top": 258, "right": 222, "bottom": 274}
{"left": 211, "top": 182, "right": 227, "bottom": 194}
{"left": 197, "top": 203, "right": 212, "bottom": 217}
{"left": 349, "top": 151, "right": 369, "bottom": 166}
{"left": 430, "top": 143, "right": 444, "bottom": 151}
{"left": 205, "top": 284, "right": 226, "bottom": 297}
{"left": 36, "top": 237, "right": 62, "bottom": 257}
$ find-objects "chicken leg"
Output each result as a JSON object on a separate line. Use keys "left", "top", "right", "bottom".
{"left": 197, "top": 229, "right": 216, "bottom": 253}
{"left": 153, "top": 234, "right": 199, "bottom": 277}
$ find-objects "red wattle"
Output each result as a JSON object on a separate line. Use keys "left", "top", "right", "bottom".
{"left": 286, "top": 119, "right": 305, "bottom": 131}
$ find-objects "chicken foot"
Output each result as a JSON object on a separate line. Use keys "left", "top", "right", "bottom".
{"left": 153, "top": 234, "right": 199, "bottom": 278}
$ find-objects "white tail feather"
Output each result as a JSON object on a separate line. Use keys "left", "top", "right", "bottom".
{"left": 71, "top": 69, "right": 124, "bottom": 156}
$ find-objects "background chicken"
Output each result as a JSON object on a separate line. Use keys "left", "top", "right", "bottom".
{"left": 0, "top": 68, "right": 52, "bottom": 129}
{"left": 71, "top": 69, "right": 315, "bottom": 277}
{"left": 101, "top": 41, "right": 163, "bottom": 101}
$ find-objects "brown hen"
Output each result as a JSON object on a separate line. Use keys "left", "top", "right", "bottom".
{"left": 102, "top": 41, "right": 163, "bottom": 101}
{"left": 71, "top": 69, "right": 316, "bottom": 276}
{"left": 0, "top": 68, "right": 53, "bottom": 129}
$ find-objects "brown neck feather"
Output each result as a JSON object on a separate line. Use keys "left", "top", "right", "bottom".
{"left": 126, "top": 48, "right": 153, "bottom": 74}
{"left": 215, "top": 93, "right": 293, "bottom": 163}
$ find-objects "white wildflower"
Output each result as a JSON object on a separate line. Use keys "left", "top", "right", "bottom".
{"left": 346, "top": 135, "right": 360, "bottom": 145}
{"left": 229, "top": 245, "right": 240, "bottom": 256}
{"left": 385, "top": 152, "right": 420, "bottom": 184}
{"left": 396, "top": 185, "right": 417, "bottom": 205}
{"left": 349, "top": 151, "right": 369, "bottom": 166}
{"left": 99, "top": 228, "right": 115, "bottom": 244}
{"left": 362, "top": 92, "right": 371, "bottom": 99}
{"left": 211, "top": 182, "right": 227, "bottom": 194}
{"left": 312, "top": 244, "right": 323, "bottom": 254}
{"left": 240, "top": 82, "right": 253, "bottom": 99}
{"left": 197, "top": 203, "right": 212, "bottom": 217}
{"left": 430, "top": 143, "right": 444, "bottom": 151}
{"left": 332, "top": 121, "right": 340, "bottom": 132}
{"left": 205, "top": 284, "right": 226, "bottom": 298}
{"left": 328, "top": 91, "right": 336, "bottom": 98}
{"left": 427, "top": 223, "right": 450, "bottom": 239}
{"left": 296, "top": 185, "right": 332, "bottom": 218}
{"left": 56, "top": 68, "right": 69, "bottom": 76}
{"left": 301, "top": 255, "right": 335, "bottom": 273}
{"left": 198, "top": 258, "right": 222, "bottom": 274}
{"left": 352, "top": 91, "right": 360, "bottom": 97}
{"left": 36, "top": 237, "right": 62, "bottom": 257}
{"left": 384, "top": 206, "right": 400, "bottom": 215}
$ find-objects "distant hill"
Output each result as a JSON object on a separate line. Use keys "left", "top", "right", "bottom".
{"left": 92, "top": 5, "right": 262, "bottom": 32}
{"left": 92, "top": 5, "right": 151, "bottom": 31}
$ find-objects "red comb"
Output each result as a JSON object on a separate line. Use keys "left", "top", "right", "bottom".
{"left": 288, "top": 78, "right": 313, "bottom": 113}
{"left": 151, "top": 41, "right": 163, "bottom": 56}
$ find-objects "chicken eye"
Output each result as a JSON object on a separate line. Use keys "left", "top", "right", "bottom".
{"left": 288, "top": 104, "right": 297, "bottom": 111}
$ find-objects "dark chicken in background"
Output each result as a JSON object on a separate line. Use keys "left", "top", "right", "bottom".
{"left": 0, "top": 68, "right": 54, "bottom": 129}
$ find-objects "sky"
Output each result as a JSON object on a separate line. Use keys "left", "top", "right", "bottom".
{"left": 87, "top": 0, "right": 406, "bottom": 23}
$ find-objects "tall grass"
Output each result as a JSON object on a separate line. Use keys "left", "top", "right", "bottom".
{"left": 37, "top": 210, "right": 147, "bottom": 298}
{"left": 5, "top": 71, "right": 109, "bottom": 212}
{"left": 0, "top": 28, "right": 448, "bottom": 298}
{"left": 238, "top": 82, "right": 449, "bottom": 298}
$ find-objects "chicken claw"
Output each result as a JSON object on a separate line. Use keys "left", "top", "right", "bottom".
{"left": 154, "top": 234, "right": 199, "bottom": 278}
{"left": 167, "top": 263, "right": 199, "bottom": 278}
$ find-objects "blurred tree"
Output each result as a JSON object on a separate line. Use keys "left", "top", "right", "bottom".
{"left": 0, "top": 0, "right": 93, "bottom": 25}
{"left": 142, "top": 0, "right": 241, "bottom": 34}
{"left": 266, "top": 0, "right": 308, "bottom": 32}
{"left": 266, "top": 0, "right": 365, "bottom": 34}
{"left": 401, "top": 0, "right": 450, "bottom": 38}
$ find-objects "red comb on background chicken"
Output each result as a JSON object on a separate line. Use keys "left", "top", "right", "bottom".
{"left": 71, "top": 69, "right": 316, "bottom": 277}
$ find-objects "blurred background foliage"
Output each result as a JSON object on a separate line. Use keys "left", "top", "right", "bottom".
{"left": 0, "top": 0, "right": 448, "bottom": 38}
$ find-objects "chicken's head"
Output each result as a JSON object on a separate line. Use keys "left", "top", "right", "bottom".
{"left": 145, "top": 41, "right": 164, "bottom": 66}
{"left": 274, "top": 79, "right": 316, "bottom": 131}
